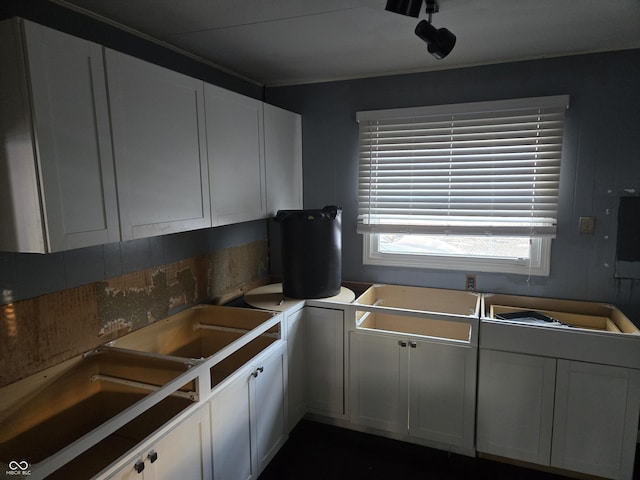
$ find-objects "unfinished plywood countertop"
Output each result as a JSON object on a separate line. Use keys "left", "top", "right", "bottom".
{"left": 244, "top": 282, "right": 356, "bottom": 312}
{"left": 481, "top": 293, "right": 640, "bottom": 369}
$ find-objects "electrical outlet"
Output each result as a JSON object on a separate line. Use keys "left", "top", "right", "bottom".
{"left": 579, "top": 216, "right": 595, "bottom": 235}
{"left": 465, "top": 274, "right": 476, "bottom": 291}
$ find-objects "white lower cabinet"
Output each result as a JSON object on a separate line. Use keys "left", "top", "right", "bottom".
{"left": 209, "top": 342, "right": 287, "bottom": 480}
{"left": 552, "top": 360, "right": 640, "bottom": 479}
{"left": 305, "top": 306, "right": 345, "bottom": 418}
{"left": 285, "top": 307, "right": 307, "bottom": 430}
{"left": 477, "top": 349, "right": 640, "bottom": 480}
{"left": 350, "top": 332, "right": 405, "bottom": 434}
{"left": 284, "top": 305, "right": 344, "bottom": 430}
{"left": 476, "top": 350, "right": 556, "bottom": 464}
{"left": 350, "top": 331, "right": 476, "bottom": 451}
{"left": 108, "top": 406, "right": 212, "bottom": 480}
{"left": 407, "top": 336, "right": 476, "bottom": 449}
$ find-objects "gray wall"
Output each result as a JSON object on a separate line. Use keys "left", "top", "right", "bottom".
{"left": 266, "top": 50, "right": 640, "bottom": 323}
{"left": 0, "top": 221, "right": 268, "bottom": 304}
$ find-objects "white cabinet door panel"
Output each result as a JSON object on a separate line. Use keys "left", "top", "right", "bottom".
{"left": 286, "top": 308, "right": 307, "bottom": 430}
{"left": 409, "top": 340, "right": 476, "bottom": 449}
{"left": 150, "top": 407, "right": 211, "bottom": 480}
{"left": 106, "top": 49, "right": 210, "bottom": 240}
{"left": 350, "top": 332, "right": 406, "bottom": 433}
{"left": 205, "top": 84, "right": 266, "bottom": 226}
{"left": 25, "top": 21, "right": 119, "bottom": 251}
{"left": 210, "top": 342, "right": 287, "bottom": 480}
{"left": 108, "top": 407, "right": 211, "bottom": 480}
{"left": 254, "top": 344, "right": 287, "bottom": 471}
{"left": 476, "top": 349, "right": 556, "bottom": 465}
{"left": 551, "top": 360, "right": 640, "bottom": 480}
{"left": 210, "top": 368, "right": 255, "bottom": 480}
{"left": 305, "top": 307, "right": 345, "bottom": 416}
{"left": 0, "top": 19, "right": 119, "bottom": 252}
{"left": 264, "top": 103, "right": 302, "bottom": 216}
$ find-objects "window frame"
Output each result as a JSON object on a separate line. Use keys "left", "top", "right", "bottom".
{"left": 363, "top": 233, "right": 551, "bottom": 276}
{"left": 356, "top": 95, "right": 569, "bottom": 276}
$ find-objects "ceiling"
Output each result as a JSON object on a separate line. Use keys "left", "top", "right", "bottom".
{"left": 53, "top": 0, "right": 640, "bottom": 86}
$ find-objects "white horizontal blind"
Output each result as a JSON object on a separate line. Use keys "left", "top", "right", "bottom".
{"left": 357, "top": 95, "right": 569, "bottom": 237}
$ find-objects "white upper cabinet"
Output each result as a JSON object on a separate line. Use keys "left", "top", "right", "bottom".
{"left": 0, "top": 19, "right": 120, "bottom": 253}
{"left": 106, "top": 49, "right": 211, "bottom": 241}
{"left": 264, "top": 103, "right": 303, "bottom": 216}
{"left": 1, "top": 19, "right": 303, "bottom": 252}
{"left": 205, "top": 84, "right": 266, "bottom": 227}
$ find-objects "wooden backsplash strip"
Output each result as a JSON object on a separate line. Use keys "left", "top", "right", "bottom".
{"left": 0, "top": 240, "right": 269, "bottom": 387}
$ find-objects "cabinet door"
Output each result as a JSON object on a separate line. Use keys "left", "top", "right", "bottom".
{"left": 210, "top": 342, "right": 287, "bottom": 480}
{"left": 350, "top": 331, "right": 406, "bottom": 433}
{"left": 0, "top": 19, "right": 119, "bottom": 252}
{"left": 264, "top": 103, "right": 302, "bottom": 216}
{"left": 551, "top": 360, "right": 640, "bottom": 480}
{"left": 408, "top": 339, "right": 476, "bottom": 450}
{"left": 305, "top": 307, "right": 345, "bottom": 417}
{"left": 210, "top": 367, "right": 255, "bottom": 480}
{"left": 476, "top": 349, "right": 556, "bottom": 465}
{"left": 254, "top": 343, "right": 287, "bottom": 473}
{"left": 106, "top": 49, "right": 210, "bottom": 240}
{"left": 286, "top": 308, "right": 307, "bottom": 430}
{"left": 205, "top": 84, "right": 266, "bottom": 226}
{"left": 108, "top": 407, "right": 211, "bottom": 480}
{"left": 148, "top": 407, "right": 212, "bottom": 480}
{"left": 108, "top": 460, "right": 149, "bottom": 480}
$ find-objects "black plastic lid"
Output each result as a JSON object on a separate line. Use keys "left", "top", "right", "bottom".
{"left": 274, "top": 205, "right": 341, "bottom": 222}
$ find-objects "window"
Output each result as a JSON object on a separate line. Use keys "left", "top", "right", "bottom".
{"left": 357, "top": 95, "right": 569, "bottom": 275}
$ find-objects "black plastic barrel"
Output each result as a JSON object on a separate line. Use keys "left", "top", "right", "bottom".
{"left": 274, "top": 206, "right": 342, "bottom": 299}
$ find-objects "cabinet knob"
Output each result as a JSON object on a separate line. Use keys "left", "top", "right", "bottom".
{"left": 134, "top": 460, "right": 145, "bottom": 473}
{"left": 252, "top": 366, "right": 264, "bottom": 378}
{"left": 398, "top": 340, "right": 407, "bottom": 347}
{"left": 409, "top": 341, "right": 417, "bottom": 348}
{"left": 147, "top": 450, "right": 158, "bottom": 463}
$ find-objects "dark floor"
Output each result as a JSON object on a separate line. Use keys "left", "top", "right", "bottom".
{"left": 259, "top": 420, "right": 637, "bottom": 480}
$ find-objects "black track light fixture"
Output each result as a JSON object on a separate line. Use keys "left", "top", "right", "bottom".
{"left": 385, "top": 0, "right": 423, "bottom": 18}
{"left": 385, "top": 0, "right": 456, "bottom": 60}
{"left": 415, "top": 19, "right": 456, "bottom": 59}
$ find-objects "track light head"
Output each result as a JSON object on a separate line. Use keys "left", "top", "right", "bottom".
{"left": 385, "top": 0, "right": 423, "bottom": 18}
{"left": 415, "top": 19, "right": 456, "bottom": 59}
{"left": 385, "top": 0, "right": 456, "bottom": 60}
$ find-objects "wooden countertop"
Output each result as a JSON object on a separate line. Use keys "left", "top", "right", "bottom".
{"left": 244, "top": 283, "right": 355, "bottom": 312}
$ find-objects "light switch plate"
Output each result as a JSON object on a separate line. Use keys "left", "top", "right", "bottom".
{"left": 579, "top": 216, "right": 595, "bottom": 235}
